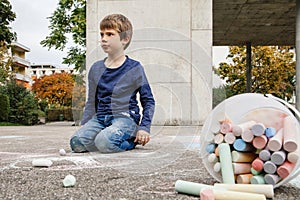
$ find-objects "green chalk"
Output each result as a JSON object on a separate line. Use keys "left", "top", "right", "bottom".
{"left": 175, "top": 180, "right": 213, "bottom": 196}
{"left": 218, "top": 143, "right": 235, "bottom": 184}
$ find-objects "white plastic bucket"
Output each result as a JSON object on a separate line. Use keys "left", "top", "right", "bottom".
{"left": 200, "top": 93, "right": 300, "bottom": 188}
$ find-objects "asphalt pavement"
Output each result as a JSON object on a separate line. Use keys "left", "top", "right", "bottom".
{"left": 0, "top": 122, "right": 300, "bottom": 199}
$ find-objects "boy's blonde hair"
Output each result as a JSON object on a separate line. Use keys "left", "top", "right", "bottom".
{"left": 100, "top": 14, "right": 133, "bottom": 50}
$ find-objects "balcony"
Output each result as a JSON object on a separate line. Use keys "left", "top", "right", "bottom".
{"left": 12, "top": 56, "right": 30, "bottom": 68}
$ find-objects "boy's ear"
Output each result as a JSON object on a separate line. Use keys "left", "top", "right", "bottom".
{"left": 122, "top": 36, "right": 130, "bottom": 45}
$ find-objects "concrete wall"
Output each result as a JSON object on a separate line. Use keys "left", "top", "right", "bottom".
{"left": 86, "top": 0, "right": 212, "bottom": 125}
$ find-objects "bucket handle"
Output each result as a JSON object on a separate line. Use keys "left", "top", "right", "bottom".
{"left": 265, "top": 94, "right": 300, "bottom": 180}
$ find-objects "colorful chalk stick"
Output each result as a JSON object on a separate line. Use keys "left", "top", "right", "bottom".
{"left": 200, "top": 188, "right": 214, "bottom": 200}
{"left": 214, "top": 183, "right": 274, "bottom": 199}
{"left": 251, "top": 123, "right": 266, "bottom": 136}
{"left": 283, "top": 116, "right": 298, "bottom": 152}
{"left": 214, "top": 146, "right": 219, "bottom": 156}
{"left": 267, "top": 128, "right": 283, "bottom": 152}
{"left": 233, "top": 139, "right": 255, "bottom": 152}
{"left": 253, "top": 135, "right": 268, "bottom": 149}
{"left": 263, "top": 161, "right": 277, "bottom": 174}
{"left": 231, "top": 151, "right": 257, "bottom": 163}
{"left": 175, "top": 180, "right": 213, "bottom": 196}
{"left": 232, "top": 163, "right": 252, "bottom": 174}
{"left": 250, "top": 167, "right": 262, "bottom": 175}
{"left": 208, "top": 153, "right": 218, "bottom": 163}
{"left": 224, "top": 132, "right": 236, "bottom": 144}
{"left": 212, "top": 189, "right": 266, "bottom": 200}
{"left": 250, "top": 175, "right": 266, "bottom": 184}
{"left": 264, "top": 174, "right": 282, "bottom": 186}
{"left": 232, "top": 120, "right": 256, "bottom": 137}
{"left": 251, "top": 157, "right": 264, "bottom": 172}
{"left": 265, "top": 127, "right": 276, "bottom": 138}
{"left": 241, "top": 129, "right": 254, "bottom": 143}
{"left": 236, "top": 174, "right": 253, "bottom": 184}
{"left": 218, "top": 143, "right": 235, "bottom": 184}
{"left": 213, "top": 162, "right": 221, "bottom": 173}
{"left": 220, "top": 121, "right": 233, "bottom": 134}
{"left": 271, "top": 151, "right": 286, "bottom": 165}
{"left": 259, "top": 149, "right": 271, "bottom": 161}
{"left": 206, "top": 143, "right": 216, "bottom": 153}
{"left": 287, "top": 150, "right": 299, "bottom": 163}
{"left": 214, "top": 133, "right": 224, "bottom": 144}
{"left": 277, "top": 161, "right": 295, "bottom": 179}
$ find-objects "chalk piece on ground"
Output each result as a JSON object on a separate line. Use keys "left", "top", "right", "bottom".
{"left": 32, "top": 159, "right": 53, "bottom": 167}
{"left": 63, "top": 174, "right": 76, "bottom": 187}
{"left": 175, "top": 180, "right": 213, "bottom": 196}
{"left": 200, "top": 188, "right": 214, "bottom": 200}
{"left": 59, "top": 148, "right": 67, "bottom": 156}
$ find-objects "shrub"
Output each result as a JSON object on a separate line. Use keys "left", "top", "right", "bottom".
{"left": 0, "top": 94, "right": 9, "bottom": 122}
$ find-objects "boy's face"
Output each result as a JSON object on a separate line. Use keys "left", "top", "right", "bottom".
{"left": 100, "top": 29, "right": 128, "bottom": 54}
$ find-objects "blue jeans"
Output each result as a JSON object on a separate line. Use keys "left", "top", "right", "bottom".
{"left": 70, "top": 114, "right": 137, "bottom": 153}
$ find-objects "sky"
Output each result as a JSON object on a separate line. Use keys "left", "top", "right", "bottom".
{"left": 9, "top": 0, "right": 229, "bottom": 73}
{"left": 10, "top": 0, "right": 69, "bottom": 67}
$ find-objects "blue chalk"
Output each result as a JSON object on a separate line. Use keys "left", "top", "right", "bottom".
{"left": 265, "top": 127, "right": 276, "bottom": 138}
{"left": 206, "top": 143, "right": 216, "bottom": 153}
{"left": 233, "top": 138, "right": 254, "bottom": 152}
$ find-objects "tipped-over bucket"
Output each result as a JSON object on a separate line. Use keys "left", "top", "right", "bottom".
{"left": 200, "top": 93, "right": 300, "bottom": 188}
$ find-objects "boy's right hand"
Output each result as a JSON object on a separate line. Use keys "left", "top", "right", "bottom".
{"left": 134, "top": 130, "right": 150, "bottom": 146}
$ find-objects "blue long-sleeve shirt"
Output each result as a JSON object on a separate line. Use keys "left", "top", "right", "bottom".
{"left": 81, "top": 56, "right": 155, "bottom": 133}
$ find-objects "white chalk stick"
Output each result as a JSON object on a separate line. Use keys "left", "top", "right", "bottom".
{"left": 213, "top": 189, "right": 266, "bottom": 200}
{"left": 232, "top": 120, "right": 256, "bottom": 137}
{"left": 287, "top": 150, "right": 299, "bottom": 163}
{"left": 224, "top": 132, "right": 236, "bottom": 144}
{"left": 232, "top": 163, "right": 252, "bottom": 175}
{"left": 267, "top": 128, "right": 283, "bottom": 151}
{"left": 32, "top": 159, "right": 53, "bottom": 167}
{"left": 214, "top": 183, "right": 274, "bottom": 199}
{"left": 63, "top": 174, "right": 76, "bottom": 187}
{"left": 214, "top": 162, "right": 221, "bottom": 173}
{"left": 283, "top": 116, "right": 298, "bottom": 152}
{"left": 208, "top": 153, "right": 219, "bottom": 163}
{"left": 251, "top": 123, "right": 266, "bottom": 136}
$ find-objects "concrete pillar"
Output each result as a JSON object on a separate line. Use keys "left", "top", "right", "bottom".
{"left": 86, "top": 0, "right": 212, "bottom": 125}
{"left": 296, "top": 1, "right": 300, "bottom": 110}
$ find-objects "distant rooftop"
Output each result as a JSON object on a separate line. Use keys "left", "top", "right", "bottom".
{"left": 11, "top": 42, "right": 30, "bottom": 52}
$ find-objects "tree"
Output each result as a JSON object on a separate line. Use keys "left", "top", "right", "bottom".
{"left": 40, "top": 0, "right": 86, "bottom": 72}
{"left": 0, "top": 41, "right": 13, "bottom": 84}
{"left": 0, "top": 0, "right": 16, "bottom": 44}
{"left": 32, "top": 72, "right": 75, "bottom": 108}
{"left": 216, "top": 46, "right": 296, "bottom": 101}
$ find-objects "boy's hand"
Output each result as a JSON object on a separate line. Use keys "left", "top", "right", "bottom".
{"left": 134, "top": 130, "right": 150, "bottom": 146}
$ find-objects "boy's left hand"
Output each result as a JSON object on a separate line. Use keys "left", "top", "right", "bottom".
{"left": 134, "top": 130, "right": 150, "bottom": 146}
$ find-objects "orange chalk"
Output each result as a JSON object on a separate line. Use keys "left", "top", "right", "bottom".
{"left": 253, "top": 135, "right": 268, "bottom": 149}
{"left": 237, "top": 174, "right": 253, "bottom": 184}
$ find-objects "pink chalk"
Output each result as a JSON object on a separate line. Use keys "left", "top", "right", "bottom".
{"left": 251, "top": 157, "right": 264, "bottom": 172}
{"left": 224, "top": 132, "right": 236, "bottom": 144}
{"left": 220, "top": 121, "right": 233, "bottom": 134}
{"left": 252, "top": 135, "right": 268, "bottom": 149}
{"left": 241, "top": 129, "right": 254, "bottom": 143}
{"left": 232, "top": 163, "right": 252, "bottom": 174}
{"left": 267, "top": 128, "right": 283, "bottom": 152}
{"left": 283, "top": 116, "right": 298, "bottom": 152}
{"left": 277, "top": 161, "right": 296, "bottom": 178}
{"left": 200, "top": 188, "right": 214, "bottom": 200}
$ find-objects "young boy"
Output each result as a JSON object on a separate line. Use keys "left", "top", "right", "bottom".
{"left": 70, "top": 14, "right": 155, "bottom": 153}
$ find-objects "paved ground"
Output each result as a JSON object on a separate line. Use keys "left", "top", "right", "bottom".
{"left": 0, "top": 122, "right": 300, "bottom": 199}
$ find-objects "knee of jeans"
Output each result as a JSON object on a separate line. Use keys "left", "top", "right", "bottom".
{"left": 70, "top": 136, "right": 87, "bottom": 153}
{"left": 94, "top": 132, "right": 124, "bottom": 153}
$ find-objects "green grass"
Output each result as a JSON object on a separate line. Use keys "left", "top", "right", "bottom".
{"left": 0, "top": 122, "right": 23, "bottom": 126}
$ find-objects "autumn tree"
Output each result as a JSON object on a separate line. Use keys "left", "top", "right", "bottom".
{"left": 216, "top": 46, "right": 296, "bottom": 101}
{"left": 40, "top": 0, "right": 86, "bottom": 72}
{"left": 32, "top": 73, "right": 75, "bottom": 108}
